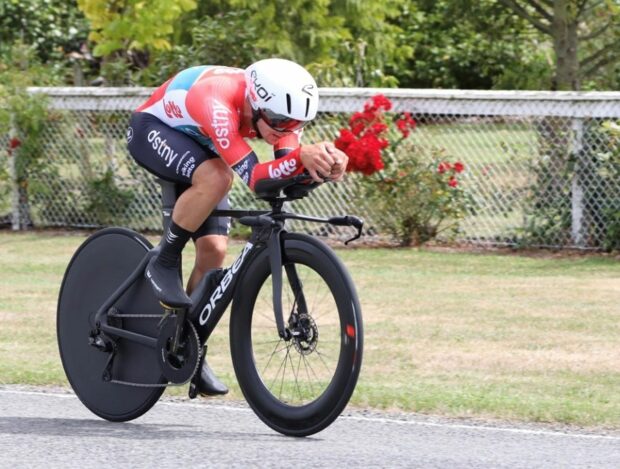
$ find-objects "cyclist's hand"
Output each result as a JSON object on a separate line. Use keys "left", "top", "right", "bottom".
{"left": 326, "top": 145, "right": 348, "bottom": 182}
{"left": 300, "top": 142, "right": 346, "bottom": 183}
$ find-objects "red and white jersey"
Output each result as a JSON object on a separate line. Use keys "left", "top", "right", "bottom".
{"left": 136, "top": 65, "right": 304, "bottom": 190}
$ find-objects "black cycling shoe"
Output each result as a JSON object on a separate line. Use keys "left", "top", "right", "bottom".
{"left": 196, "top": 360, "right": 229, "bottom": 396}
{"left": 145, "top": 255, "right": 192, "bottom": 309}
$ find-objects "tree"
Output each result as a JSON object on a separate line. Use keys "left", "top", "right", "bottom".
{"left": 497, "top": 0, "right": 620, "bottom": 90}
{"left": 0, "top": 0, "right": 89, "bottom": 62}
{"left": 76, "top": 0, "right": 197, "bottom": 83}
{"left": 77, "top": 0, "right": 198, "bottom": 56}
{"left": 138, "top": 11, "right": 269, "bottom": 86}
{"left": 226, "top": 0, "right": 412, "bottom": 86}
{"left": 394, "top": 0, "right": 550, "bottom": 89}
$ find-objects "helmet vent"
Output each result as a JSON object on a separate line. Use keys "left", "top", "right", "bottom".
{"left": 286, "top": 93, "right": 292, "bottom": 114}
{"left": 305, "top": 98, "right": 310, "bottom": 117}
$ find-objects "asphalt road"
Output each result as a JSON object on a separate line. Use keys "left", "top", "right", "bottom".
{"left": 0, "top": 387, "right": 618, "bottom": 468}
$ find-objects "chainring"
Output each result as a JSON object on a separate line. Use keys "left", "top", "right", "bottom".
{"left": 156, "top": 317, "right": 201, "bottom": 384}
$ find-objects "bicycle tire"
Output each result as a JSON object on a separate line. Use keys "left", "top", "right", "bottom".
{"left": 230, "top": 233, "right": 363, "bottom": 437}
{"left": 57, "top": 228, "right": 166, "bottom": 422}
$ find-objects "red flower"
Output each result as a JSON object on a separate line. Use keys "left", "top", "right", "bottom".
{"left": 395, "top": 112, "right": 417, "bottom": 137}
{"left": 454, "top": 161, "right": 465, "bottom": 173}
{"left": 8, "top": 137, "right": 21, "bottom": 149}
{"left": 351, "top": 122, "right": 366, "bottom": 136}
{"left": 7, "top": 137, "right": 21, "bottom": 156}
{"left": 437, "top": 162, "right": 449, "bottom": 174}
{"left": 370, "top": 123, "right": 388, "bottom": 135}
{"left": 349, "top": 111, "right": 374, "bottom": 127}
{"left": 448, "top": 177, "right": 458, "bottom": 188}
{"left": 343, "top": 132, "right": 386, "bottom": 175}
{"left": 334, "top": 129, "right": 357, "bottom": 153}
{"left": 396, "top": 119, "right": 411, "bottom": 138}
{"left": 362, "top": 94, "right": 392, "bottom": 113}
{"left": 334, "top": 94, "right": 400, "bottom": 176}
{"left": 371, "top": 94, "right": 392, "bottom": 111}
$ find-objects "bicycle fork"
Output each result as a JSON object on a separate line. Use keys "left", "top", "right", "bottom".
{"left": 241, "top": 215, "right": 305, "bottom": 341}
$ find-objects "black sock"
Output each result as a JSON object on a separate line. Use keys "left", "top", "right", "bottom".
{"left": 157, "top": 221, "right": 192, "bottom": 268}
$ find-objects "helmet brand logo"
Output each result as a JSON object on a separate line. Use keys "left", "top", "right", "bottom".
{"left": 250, "top": 70, "right": 274, "bottom": 102}
{"left": 302, "top": 84, "right": 315, "bottom": 96}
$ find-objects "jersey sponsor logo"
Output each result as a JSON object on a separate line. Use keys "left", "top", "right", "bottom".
{"left": 147, "top": 129, "right": 180, "bottom": 167}
{"left": 198, "top": 242, "right": 253, "bottom": 326}
{"left": 163, "top": 99, "right": 183, "bottom": 119}
{"left": 180, "top": 154, "right": 196, "bottom": 178}
{"left": 211, "top": 99, "right": 231, "bottom": 149}
{"left": 268, "top": 157, "right": 297, "bottom": 178}
{"left": 233, "top": 157, "right": 251, "bottom": 184}
{"left": 250, "top": 70, "right": 274, "bottom": 102}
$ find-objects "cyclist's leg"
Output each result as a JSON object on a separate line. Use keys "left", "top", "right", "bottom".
{"left": 184, "top": 194, "right": 231, "bottom": 293}
{"left": 179, "top": 194, "right": 231, "bottom": 396}
{"left": 127, "top": 112, "right": 232, "bottom": 307}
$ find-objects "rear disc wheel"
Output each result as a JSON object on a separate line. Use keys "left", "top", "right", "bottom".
{"left": 57, "top": 228, "right": 166, "bottom": 422}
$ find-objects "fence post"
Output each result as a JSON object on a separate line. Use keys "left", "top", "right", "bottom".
{"left": 570, "top": 117, "right": 585, "bottom": 247}
{"left": 8, "top": 113, "right": 20, "bottom": 231}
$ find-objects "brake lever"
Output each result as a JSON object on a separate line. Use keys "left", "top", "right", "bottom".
{"left": 327, "top": 215, "right": 364, "bottom": 245}
{"left": 344, "top": 217, "right": 364, "bottom": 245}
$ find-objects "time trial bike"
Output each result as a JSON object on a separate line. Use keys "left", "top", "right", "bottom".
{"left": 57, "top": 174, "right": 364, "bottom": 437}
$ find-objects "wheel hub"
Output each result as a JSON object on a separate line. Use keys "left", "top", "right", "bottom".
{"left": 291, "top": 313, "right": 318, "bottom": 355}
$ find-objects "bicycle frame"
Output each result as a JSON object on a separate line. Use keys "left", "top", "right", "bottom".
{"left": 94, "top": 178, "right": 363, "bottom": 354}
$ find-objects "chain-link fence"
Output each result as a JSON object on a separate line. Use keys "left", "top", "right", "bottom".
{"left": 1, "top": 87, "right": 619, "bottom": 249}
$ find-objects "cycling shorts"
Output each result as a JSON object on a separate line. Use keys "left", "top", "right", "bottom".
{"left": 127, "top": 111, "right": 230, "bottom": 239}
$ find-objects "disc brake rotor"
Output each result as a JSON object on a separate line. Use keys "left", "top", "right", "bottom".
{"left": 292, "top": 313, "right": 318, "bottom": 355}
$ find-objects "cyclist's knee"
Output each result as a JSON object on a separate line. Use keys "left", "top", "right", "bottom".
{"left": 192, "top": 159, "right": 234, "bottom": 196}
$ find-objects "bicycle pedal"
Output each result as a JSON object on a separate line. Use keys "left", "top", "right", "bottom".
{"left": 157, "top": 303, "right": 179, "bottom": 328}
{"left": 159, "top": 301, "right": 178, "bottom": 310}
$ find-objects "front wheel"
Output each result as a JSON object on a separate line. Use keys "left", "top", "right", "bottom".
{"left": 230, "top": 233, "right": 363, "bottom": 437}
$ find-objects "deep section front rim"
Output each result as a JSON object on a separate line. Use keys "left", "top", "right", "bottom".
{"left": 230, "top": 234, "right": 363, "bottom": 436}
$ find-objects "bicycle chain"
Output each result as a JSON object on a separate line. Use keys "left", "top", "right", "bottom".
{"left": 109, "top": 320, "right": 202, "bottom": 388}
{"left": 107, "top": 314, "right": 162, "bottom": 319}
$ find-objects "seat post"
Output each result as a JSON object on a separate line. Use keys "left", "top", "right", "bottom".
{"left": 156, "top": 178, "right": 178, "bottom": 233}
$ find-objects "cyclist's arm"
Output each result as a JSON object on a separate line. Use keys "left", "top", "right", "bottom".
{"left": 273, "top": 131, "right": 301, "bottom": 159}
{"left": 187, "top": 95, "right": 304, "bottom": 191}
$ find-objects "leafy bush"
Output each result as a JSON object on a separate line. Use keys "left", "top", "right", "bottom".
{"left": 0, "top": 43, "right": 52, "bottom": 228}
{"left": 334, "top": 95, "right": 473, "bottom": 246}
{"left": 86, "top": 169, "right": 134, "bottom": 226}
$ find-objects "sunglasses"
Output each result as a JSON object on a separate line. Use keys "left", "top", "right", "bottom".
{"left": 259, "top": 108, "right": 308, "bottom": 132}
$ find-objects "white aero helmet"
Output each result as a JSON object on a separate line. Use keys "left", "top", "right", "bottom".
{"left": 245, "top": 58, "right": 319, "bottom": 132}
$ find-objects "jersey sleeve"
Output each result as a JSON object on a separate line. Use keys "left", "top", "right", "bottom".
{"left": 273, "top": 131, "right": 301, "bottom": 159}
{"left": 186, "top": 83, "right": 305, "bottom": 192}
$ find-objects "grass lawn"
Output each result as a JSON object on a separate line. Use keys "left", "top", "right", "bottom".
{"left": 0, "top": 231, "right": 618, "bottom": 428}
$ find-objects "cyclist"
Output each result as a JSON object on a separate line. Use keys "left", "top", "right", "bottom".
{"left": 126, "top": 58, "right": 348, "bottom": 397}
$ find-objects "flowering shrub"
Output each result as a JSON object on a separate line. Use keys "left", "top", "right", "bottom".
{"left": 335, "top": 94, "right": 472, "bottom": 246}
